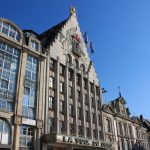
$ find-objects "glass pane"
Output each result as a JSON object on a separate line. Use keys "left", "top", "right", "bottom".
{"left": 0, "top": 120, "right": 3, "bottom": 132}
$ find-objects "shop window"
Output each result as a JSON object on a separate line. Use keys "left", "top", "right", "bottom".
{"left": 19, "top": 125, "right": 33, "bottom": 149}
{"left": 0, "top": 119, "right": 10, "bottom": 144}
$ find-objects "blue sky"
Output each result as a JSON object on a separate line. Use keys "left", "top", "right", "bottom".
{"left": 1, "top": 0, "right": 150, "bottom": 119}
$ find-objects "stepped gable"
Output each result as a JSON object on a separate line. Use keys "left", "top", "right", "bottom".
{"left": 39, "top": 19, "right": 68, "bottom": 50}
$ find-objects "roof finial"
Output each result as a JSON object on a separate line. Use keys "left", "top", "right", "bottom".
{"left": 70, "top": 6, "right": 76, "bottom": 16}
{"left": 118, "top": 86, "right": 121, "bottom": 97}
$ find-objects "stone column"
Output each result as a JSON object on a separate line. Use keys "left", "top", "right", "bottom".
{"left": 56, "top": 56, "right": 60, "bottom": 133}
{"left": 65, "top": 62, "right": 69, "bottom": 134}
{"left": 81, "top": 74, "right": 86, "bottom": 138}
{"left": 13, "top": 51, "right": 27, "bottom": 150}
{"left": 87, "top": 77, "right": 93, "bottom": 139}
{"left": 73, "top": 69, "right": 77, "bottom": 136}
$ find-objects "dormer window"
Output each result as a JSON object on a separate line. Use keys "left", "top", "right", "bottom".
{"left": 31, "top": 40, "right": 38, "bottom": 51}
{"left": 0, "top": 21, "right": 21, "bottom": 42}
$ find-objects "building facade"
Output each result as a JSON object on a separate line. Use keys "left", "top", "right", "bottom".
{"left": 102, "top": 95, "right": 149, "bottom": 150}
{"left": 0, "top": 7, "right": 111, "bottom": 150}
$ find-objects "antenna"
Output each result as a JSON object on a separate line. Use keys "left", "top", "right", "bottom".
{"left": 118, "top": 86, "right": 121, "bottom": 97}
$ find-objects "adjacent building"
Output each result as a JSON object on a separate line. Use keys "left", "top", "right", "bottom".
{"left": 102, "top": 95, "right": 149, "bottom": 150}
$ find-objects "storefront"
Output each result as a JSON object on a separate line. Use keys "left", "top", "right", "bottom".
{"left": 43, "top": 134, "right": 112, "bottom": 150}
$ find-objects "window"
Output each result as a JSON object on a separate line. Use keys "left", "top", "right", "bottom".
{"left": 19, "top": 126, "right": 33, "bottom": 149}
{"left": 67, "top": 54, "right": 72, "bottom": 64}
{"left": 59, "top": 101, "right": 64, "bottom": 113}
{"left": 123, "top": 123, "right": 128, "bottom": 136}
{"left": 60, "top": 82, "right": 64, "bottom": 93}
{"left": 60, "top": 64, "right": 65, "bottom": 76}
{"left": 0, "top": 119, "right": 10, "bottom": 144}
{"left": 78, "top": 126, "right": 82, "bottom": 137}
{"left": 23, "top": 55, "right": 38, "bottom": 119}
{"left": 84, "top": 94, "right": 88, "bottom": 104}
{"left": 86, "top": 127, "right": 90, "bottom": 138}
{"left": 93, "top": 129, "right": 97, "bottom": 139}
{"left": 49, "top": 96, "right": 54, "bottom": 110}
{"left": 49, "top": 118, "right": 54, "bottom": 133}
{"left": 124, "top": 140, "right": 129, "bottom": 150}
{"left": 74, "top": 59, "right": 79, "bottom": 69}
{"left": 84, "top": 78, "right": 87, "bottom": 89}
{"left": 98, "top": 115, "right": 101, "bottom": 125}
{"left": 105, "top": 118, "right": 111, "bottom": 133}
{"left": 92, "top": 113, "right": 95, "bottom": 123}
{"left": 50, "top": 59, "right": 55, "bottom": 71}
{"left": 91, "top": 97, "right": 95, "bottom": 107}
{"left": 69, "top": 69, "right": 73, "bottom": 81}
{"left": 69, "top": 104, "right": 73, "bottom": 116}
{"left": 0, "top": 21, "right": 21, "bottom": 42}
{"left": 69, "top": 86, "right": 73, "bottom": 97}
{"left": 90, "top": 83, "right": 94, "bottom": 93}
{"left": 129, "top": 125, "right": 132, "bottom": 137}
{"left": 49, "top": 77, "right": 55, "bottom": 89}
{"left": 85, "top": 110, "right": 88, "bottom": 121}
{"left": 59, "top": 121, "right": 64, "bottom": 133}
{"left": 77, "top": 91, "right": 80, "bottom": 101}
{"left": 118, "top": 121, "right": 123, "bottom": 135}
{"left": 0, "top": 42, "right": 20, "bottom": 112}
{"left": 31, "top": 40, "right": 38, "bottom": 51}
{"left": 69, "top": 124, "right": 74, "bottom": 135}
{"left": 76, "top": 74, "right": 80, "bottom": 85}
{"left": 77, "top": 107, "right": 81, "bottom": 119}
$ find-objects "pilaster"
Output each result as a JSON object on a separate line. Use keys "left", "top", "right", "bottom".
{"left": 73, "top": 69, "right": 77, "bottom": 136}
{"left": 56, "top": 56, "right": 60, "bottom": 133}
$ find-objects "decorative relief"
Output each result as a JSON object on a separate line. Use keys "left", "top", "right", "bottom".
{"left": 14, "top": 115, "right": 22, "bottom": 125}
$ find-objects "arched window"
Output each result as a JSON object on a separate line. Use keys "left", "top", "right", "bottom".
{"left": 0, "top": 119, "right": 11, "bottom": 144}
{"left": 0, "top": 20, "right": 21, "bottom": 42}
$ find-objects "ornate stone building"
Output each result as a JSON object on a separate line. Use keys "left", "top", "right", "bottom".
{"left": 0, "top": 7, "right": 111, "bottom": 150}
{"left": 102, "top": 95, "right": 149, "bottom": 150}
